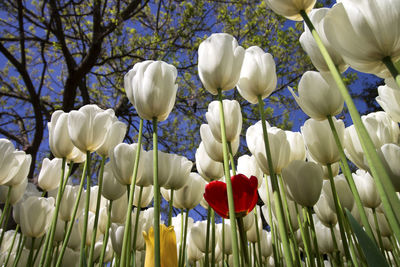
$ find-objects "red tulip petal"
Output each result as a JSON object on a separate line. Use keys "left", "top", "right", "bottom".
{"left": 204, "top": 181, "right": 229, "bottom": 218}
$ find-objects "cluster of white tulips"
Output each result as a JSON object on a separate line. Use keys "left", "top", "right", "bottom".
{"left": 0, "top": 0, "right": 400, "bottom": 266}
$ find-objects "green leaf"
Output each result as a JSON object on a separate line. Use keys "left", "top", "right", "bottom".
{"left": 345, "top": 209, "right": 389, "bottom": 267}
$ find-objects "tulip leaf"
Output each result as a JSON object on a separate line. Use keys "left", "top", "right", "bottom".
{"left": 345, "top": 209, "right": 389, "bottom": 267}
{"left": 395, "top": 59, "right": 400, "bottom": 72}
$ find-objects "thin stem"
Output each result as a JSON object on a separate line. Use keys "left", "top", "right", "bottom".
{"left": 237, "top": 217, "right": 250, "bottom": 266}
{"left": 132, "top": 186, "right": 143, "bottom": 252}
{"left": 301, "top": 9, "right": 400, "bottom": 242}
{"left": 0, "top": 200, "right": 11, "bottom": 247}
{"left": 329, "top": 224, "right": 341, "bottom": 266}
{"left": 296, "top": 203, "right": 313, "bottom": 267}
{"left": 4, "top": 224, "right": 19, "bottom": 267}
{"left": 254, "top": 209, "right": 263, "bottom": 267}
{"left": 211, "top": 209, "right": 216, "bottom": 267}
{"left": 55, "top": 157, "right": 87, "bottom": 267}
{"left": 88, "top": 155, "right": 106, "bottom": 266}
{"left": 120, "top": 118, "right": 143, "bottom": 267}
{"left": 257, "top": 95, "right": 293, "bottom": 267}
{"left": 264, "top": 174, "right": 279, "bottom": 267}
{"left": 372, "top": 208, "right": 385, "bottom": 254}
{"left": 0, "top": 186, "right": 12, "bottom": 228}
{"left": 168, "top": 189, "right": 174, "bottom": 226}
{"left": 178, "top": 209, "right": 184, "bottom": 267}
{"left": 327, "top": 116, "right": 376, "bottom": 243}
{"left": 382, "top": 56, "right": 400, "bottom": 88}
{"left": 307, "top": 207, "right": 322, "bottom": 267}
{"left": 27, "top": 237, "right": 36, "bottom": 267}
{"left": 205, "top": 205, "right": 211, "bottom": 267}
{"left": 152, "top": 117, "right": 161, "bottom": 267}
{"left": 217, "top": 88, "right": 240, "bottom": 267}
{"left": 79, "top": 151, "right": 91, "bottom": 267}
{"left": 43, "top": 157, "right": 66, "bottom": 267}
{"left": 99, "top": 200, "right": 113, "bottom": 266}
{"left": 227, "top": 142, "right": 236, "bottom": 175}
{"left": 61, "top": 161, "right": 74, "bottom": 195}
{"left": 180, "top": 209, "right": 189, "bottom": 267}
{"left": 222, "top": 218, "right": 225, "bottom": 264}
{"left": 12, "top": 236, "right": 26, "bottom": 267}
{"left": 326, "top": 164, "right": 352, "bottom": 262}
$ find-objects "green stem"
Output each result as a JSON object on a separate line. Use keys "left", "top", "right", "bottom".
{"left": 257, "top": 95, "right": 293, "bottom": 267}
{"left": 295, "top": 203, "right": 313, "bottom": 267}
{"left": 205, "top": 205, "right": 211, "bottom": 267}
{"left": 43, "top": 157, "right": 66, "bottom": 267}
{"left": 237, "top": 217, "right": 250, "bottom": 266}
{"left": 168, "top": 189, "right": 174, "bottom": 226}
{"left": 254, "top": 209, "right": 263, "bottom": 267}
{"left": 211, "top": 209, "right": 215, "bottom": 267}
{"left": 12, "top": 236, "right": 26, "bottom": 267}
{"left": 217, "top": 88, "right": 240, "bottom": 267}
{"left": 301, "top": 9, "right": 400, "bottom": 242}
{"left": 327, "top": 116, "right": 376, "bottom": 243}
{"left": 222, "top": 218, "right": 225, "bottom": 264}
{"left": 79, "top": 151, "right": 91, "bottom": 267}
{"left": 120, "top": 118, "right": 143, "bottom": 267}
{"left": 329, "top": 224, "right": 341, "bottom": 267}
{"left": 0, "top": 200, "right": 11, "bottom": 247}
{"left": 178, "top": 209, "right": 184, "bottom": 267}
{"left": 0, "top": 186, "right": 12, "bottom": 229}
{"left": 61, "top": 161, "right": 74, "bottom": 196}
{"left": 227, "top": 142, "right": 236, "bottom": 175}
{"left": 4, "top": 224, "right": 19, "bottom": 267}
{"left": 264, "top": 174, "right": 279, "bottom": 267}
{"left": 307, "top": 207, "right": 322, "bottom": 267}
{"left": 27, "top": 237, "right": 36, "bottom": 267}
{"left": 55, "top": 156, "right": 88, "bottom": 267}
{"left": 382, "top": 56, "right": 400, "bottom": 88}
{"left": 33, "top": 236, "right": 45, "bottom": 265}
{"left": 152, "top": 117, "right": 161, "bottom": 267}
{"left": 372, "top": 208, "right": 385, "bottom": 254}
{"left": 252, "top": 242, "right": 259, "bottom": 267}
{"left": 88, "top": 155, "right": 106, "bottom": 266}
{"left": 99, "top": 200, "right": 113, "bottom": 266}
{"left": 180, "top": 209, "right": 189, "bottom": 267}
{"left": 132, "top": 186, "right": 143, "bottom": 252}
{"left": 326, "top": 164, "right": 352, "bottom": 262}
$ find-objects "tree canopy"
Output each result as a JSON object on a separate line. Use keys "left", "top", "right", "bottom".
{"left": 0, "top": 0, "right": 338, "bottom": 179}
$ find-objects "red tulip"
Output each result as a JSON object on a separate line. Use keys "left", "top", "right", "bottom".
{"left": 204, "top": 174, "right": 258, "bottom": 218}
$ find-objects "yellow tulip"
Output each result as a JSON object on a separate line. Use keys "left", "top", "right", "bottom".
{"left": 143, "top": 224, "right": 178, "bottom": 267}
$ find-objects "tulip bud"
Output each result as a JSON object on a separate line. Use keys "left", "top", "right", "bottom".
{"left": 247, "top": 123, "right": 291, "bottom": 175}
{"left": 195, "top": 142, "right": 224, "bottom": 182}
{"left": 282, "top": 160, "right": 323, "bottom": 207}
{"left": 301, "top": 117, "right": 344, "bottom": 165}
{"left": 173, "top": 173, "right": 205, "bottom": 210}
{"left": 376, "top": 80, "right": 400, "bottom": 123}
{"left": 109, "top": 143, "right": 144, "bottom": 185}
{"left": 133, "top": 185, "right": 153, "bottom": 208}
{"left": 289, "top": 71, "right": 344, "bottom": 120}
{"left": 237, "top": 46, "right": 277, "bottom": 104}
{"left": 378, "top": 143, "right": 400, "bottom": 192}
{"left": 314, "top": 193, "right": 337, "bottom": 227}
{"left": 101, "top": 163, "right": 126, "bottom": 201}
{"left": 48, "top": 111, "right": 76, "bottom": 159}
{"left": 265, "top": 0, "right": 316, "bottom": 21}
{"left": 38, "top": 158, "right": 64, "bottom": 192}
{"left": 200, "top": 124, "right": 239, "bottom": 162}
{"left": 206, "top": 100, "right": 242, "bottom": 142}
{"left": 300, "top": 8, "right": 347, "bottom": 73}
{"left": 237, "top": 155, "right": 263, "bottom": 188}
{"left": 322, "top": 176, "right": 354, "bottom": 212}
{"left": 324, "top": 1, "right": 400, "bottom": 78}
{"left": 353, "top": 169, "right": 381, "bottom": 209}
{"left": 96, "top": 117, "right": 127, "bottom": 157}
{"left": 198, "top": 33, "right": 244, "bottom": 95}
{"left": 68, "top": 105, "right": 114, "bottom": 153}
{"left": 19, "top": 196, "right": 54, "bottom": 238}
{"left": 124, "top": 60, "right": 178, "bottom": 122}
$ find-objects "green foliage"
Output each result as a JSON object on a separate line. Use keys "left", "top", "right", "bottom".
{"left": 0, "top": 0, "right": 342, "bottom": 174}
